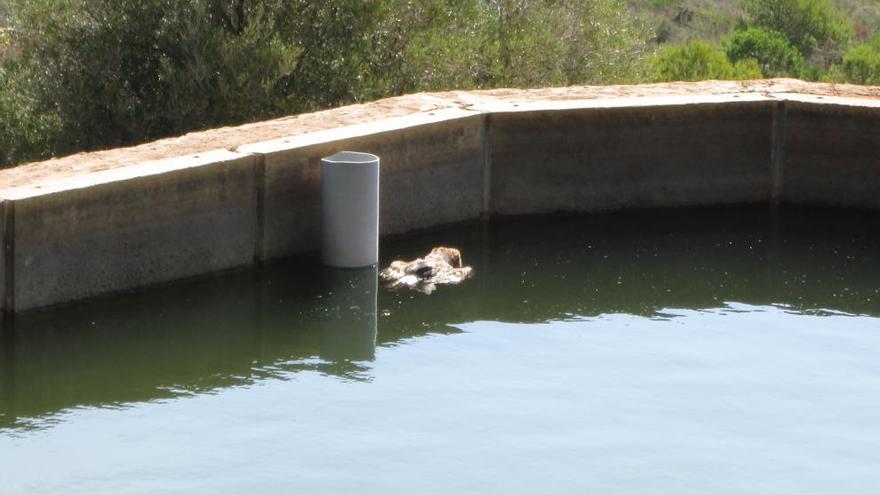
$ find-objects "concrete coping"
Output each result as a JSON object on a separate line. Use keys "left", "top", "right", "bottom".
{"left": 2, "top": 79, "right": 879, "bottom": 199}
{"left": 1, "top": 149, "right": 250, "bottom": 200}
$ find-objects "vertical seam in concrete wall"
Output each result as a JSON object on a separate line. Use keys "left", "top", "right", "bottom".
{"left": 771, "top": 100, "right": 788, "bottom": 203}
{"left": 253, "top": 153, "right": 267, "bottom": 263}
{"left": 481, "top": 113, "right": 493, "bottom": 219}
{"left": 3, "top": 201, "right": 14, "bottom": 315}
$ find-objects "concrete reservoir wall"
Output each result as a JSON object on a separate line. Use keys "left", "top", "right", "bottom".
{"left": 1, "top": 83, "right": 879, "bottom": 313}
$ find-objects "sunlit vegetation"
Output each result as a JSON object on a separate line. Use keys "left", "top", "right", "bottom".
{"left": 0, "top": 0, "right": 877, "bottom": 168}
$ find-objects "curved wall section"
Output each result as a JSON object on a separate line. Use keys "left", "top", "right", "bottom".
{"left": 489, "top": 101, "right": 774, "bottom": 215}
{"left": 781, "top": 99, "right": 880, "bottom": 208}
{"left": 0, "top": 81, "right": 878, "bottom": 313}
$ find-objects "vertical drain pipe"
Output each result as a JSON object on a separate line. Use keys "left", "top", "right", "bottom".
{"left": 321, "top": 151, "right": 380, "bottom": 268}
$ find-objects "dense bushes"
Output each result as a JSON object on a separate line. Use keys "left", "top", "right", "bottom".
{"left": 365, "top": 0, "right": 649, "bottom": 93}
{"left": 741, "top": 0, "right": 852, "bottom": 56}
{"left": 654, "top": 0, "right": 856, "bottom": 83}
{"left": 653, "top": 0, "right": 880, "bottom": 87}
{"left": 11, "top": 0, "right": 311, "bottom": 152}
{"left": 843, "top": 37, "right": 880, "bottom": 84}
{"left": 2, "top": 0, "right": 879, "bottom": 169}
{"left": 0, "top": 61, "right": 60, "bottom": 165}
{"left": 0, "top": 0, "right": 650, "bottom": 167}
{"left": 653, "top": 40, "right": 761, "bottom": 81}
{"left": 724, "top": 27, "right": 805, "bottom": 78}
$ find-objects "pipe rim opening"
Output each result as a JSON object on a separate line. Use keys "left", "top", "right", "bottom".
{"left": 322, "top": 151, "right": 379, "bottom": 164}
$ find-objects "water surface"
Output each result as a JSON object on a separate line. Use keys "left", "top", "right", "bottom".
{"left": 1, "top": 207, "right": 879, "bottom": 494}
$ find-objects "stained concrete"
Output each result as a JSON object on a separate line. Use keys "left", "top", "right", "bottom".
{"left": 781, "top": 101, "right": 880, "bottom": 208}
{"left": 490, "top": 101, "right": 775, "bottom": 215}
{"left": 0, "top": 201, "right": 7, "bottom": 314}
{"left": 8, "top": 151, "right": 258, "bottom": 312}
{"left": 1, "top": 83, "right": 879, "bottom": 313}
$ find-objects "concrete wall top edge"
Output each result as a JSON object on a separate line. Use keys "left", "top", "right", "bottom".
{"left": 1, "top": 149, "right": 255, "bottom": 201}
{"left": 468, "top": 92, "right": 774, "bottom": 113}
{"left": 774, "top": 92, "right": 880, "bottom": 109}
{"left": 1, "top": 80, "right": 879, "bottom": 202}
{"left": 237, "top": 96, "right": 782, "bottom": 157}
{"left": 238, "top": 106, "right": 482, "bottom": 156}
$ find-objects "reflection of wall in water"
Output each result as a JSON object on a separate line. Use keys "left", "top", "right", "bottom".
{"left": 0, "top": 271, "right": 264, "bottom": 428}
{"left": 378, "top": 208, "right": 880, "bottom": 327}
{"left": 0, "top": 259, "right": 384, "bottom": 430}
{"left": 2, "top": 207, "right": 879, "bottom": 432}
{"left": 0, "top": 327, "right": 14, "bottom": 428}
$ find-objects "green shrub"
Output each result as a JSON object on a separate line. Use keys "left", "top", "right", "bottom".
{"left": 741, "top": 0, "right": 853, "bottom": 56}
{"left": 0, "top": 61, "right": 61, "bottom": 166}
{"left": 369, "top": 0, "right": 651, "bottom": 93}
{"left": 654, "top": 40, "right": 761, "bottom": 81}
{"left": 0, "top": 27, "right": 12, "bottom": 59}
{"left": 842, "top": 37, "right": 880, "bottom": 84}
{"left": 724, "top": 27, "right": 805, "bottom": 77}
{"left": 11, "top": 0, "right": 309, "bottom": 154}
{"left": 819, "top": 63, "right": 846, "bottom": 83}
{"left": 1, "top": 0, "right": 651, "bottom": 166}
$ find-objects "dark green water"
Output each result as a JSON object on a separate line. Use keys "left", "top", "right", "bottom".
{"left": 1, "top": 206, "right": 879, "bottom": 494}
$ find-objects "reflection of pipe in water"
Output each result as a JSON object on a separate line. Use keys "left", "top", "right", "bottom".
{"left": 319, "top": 266, "right": 378, "bottom": 362}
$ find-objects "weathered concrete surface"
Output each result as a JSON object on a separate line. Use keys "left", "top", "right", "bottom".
{"left": 8, "top": 151, "right": 258, "bottom": 312}
{"left": 241, "top": 110, "right": 484, "bottom": 260}
{"left": 781, "top": 100, "right": 880, "bottom": 208}
{"left": 490, "top": 101, "right": 775, "bottom": 215}
{"left": 4, "top": 79, "right": 878, "bottom": 194}
{"left": 0, "top": 94, "right": 463, "bottom": 192}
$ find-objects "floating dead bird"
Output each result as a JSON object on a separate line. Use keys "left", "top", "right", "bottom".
{"left": 379, "top": 246, "right": 473, "bottom": 294}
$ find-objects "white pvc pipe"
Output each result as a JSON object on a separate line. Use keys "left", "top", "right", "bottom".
{"left": 320, "top": 151, "right": 380, "bottom": 268}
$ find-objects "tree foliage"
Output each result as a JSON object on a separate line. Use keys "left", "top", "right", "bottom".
{"left": 478, "top": 0, "right": 650, "bottom": 87}
{"left": 843, "top": 36, "right": 880, "bottom": 85}
{"left": 12, "top": 0, "right": 306, "bottom": 153}
{"left": 724, "top": 27, "right": 805, "bottom": 77}
{"left": 0, "top": 60, "right": 61, "bottom": 165}
{"left": 6, "top": 0, "right": 876, "bottom": 170}
{"left": 366, "top": 0, "right": 650, "bottom": 94}
{"left": 741, "top": 0, "right": 852, "bottom": 56}
{"left": 2, "top": 0, "right": 651, "bottom": 167}
{"left": 653, "top": 40, "right": 762, "bottom": 82}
